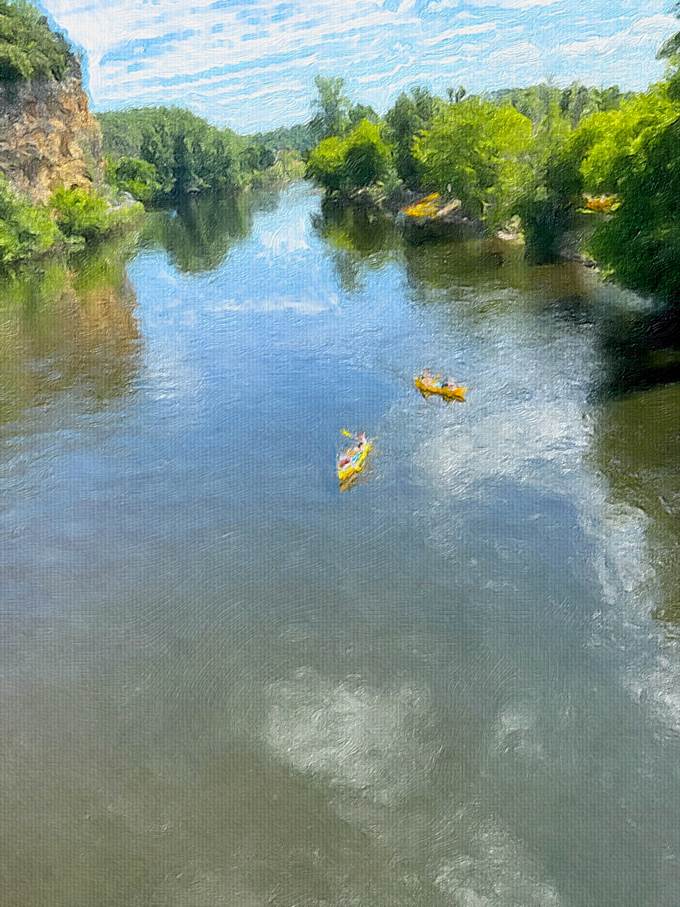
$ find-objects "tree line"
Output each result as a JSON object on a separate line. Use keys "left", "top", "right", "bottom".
{"left": 100, "top": 106, "right": 309, "bottom": 203}
{"left": 305, "top": 19, "right": 680, "bottom": 308}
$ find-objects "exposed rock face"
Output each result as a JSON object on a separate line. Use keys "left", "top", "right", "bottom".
{"left": 0, "top": 63, "right": 103, "bottom": 203}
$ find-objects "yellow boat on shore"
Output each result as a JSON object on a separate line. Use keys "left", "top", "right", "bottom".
{"left": 414, "top": 375, "right": 467, "bottom": 402}
{"left": 337, "top": 439, "right": 373, "bottom": 484}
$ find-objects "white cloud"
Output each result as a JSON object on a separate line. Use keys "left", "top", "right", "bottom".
{"left": 560, "top": 13, "right": 677, "bottom": 58}
{"left": 423, "top": 22, "right": 497, "bottom": 46}
{"left": 488, "top": 40, "right": 542, "bottom": 66}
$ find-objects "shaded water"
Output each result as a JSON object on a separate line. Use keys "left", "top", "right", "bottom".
{"left": 1, "top": 184, "right": 680, "bottom": 906}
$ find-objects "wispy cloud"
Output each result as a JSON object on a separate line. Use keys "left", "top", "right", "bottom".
{"left": 42, "top": 0, "right": 676, "bottom": 131}
{"left": 559, "top": 14, "right": 677, "bottom": 59}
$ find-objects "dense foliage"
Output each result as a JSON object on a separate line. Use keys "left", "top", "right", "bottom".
{"left": 249, "top": 123, "right": 317, "bottom": 155}
{"left": 100, "top": 106, "right": 305, "bottom": 201}
{"left": 306, "top": 119, "right": 392, "bottom": 193}
{"left": 0, "top": 173, "right": 58, "bottom": 265}
{"left": 303, "top": 40, "right": 680, "bottom": 310}
{"left": 99, "top": 107, "right": 245, "bottom": 200}
{"left": 0, "top": 0, "right": 73, "bottom": 82}
{"left": 385, "top": 87, "right": 439, "bottom": 188}
{"left": 0, "top": 175, "right": 140, "bottom": 273}
{"left": 492, "top": 83, "right": 628, "bottom": 127}
{"left": 50, "top": 186, "right": 141, "bottom": 243}
{"left": 413, "top": 99, "right": 533, "bottom": 225}
{"left": 106, "top": 156, "right": 161, "bottom": 203}
{"left": 589, "top": 114, "right": 680, "bottom": 303}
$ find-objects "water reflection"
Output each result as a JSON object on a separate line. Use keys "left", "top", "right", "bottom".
{"left": 404, "top": 234, "right": 594, "bottom": 313}
{"left": 593, "top": 383, "right": 680, "bottom": 626}
{"left": 0, "top": 235, "right": 140, "bottom": 429}
{"left": 311, "top": 199, "right": 399, "bottom": 292}
{"left": 143, "top": 191, "right": 268, "bottom": 273}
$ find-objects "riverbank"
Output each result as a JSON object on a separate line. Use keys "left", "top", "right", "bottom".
{"left": 318, "top": 185, "right": 608, "bottom": 272}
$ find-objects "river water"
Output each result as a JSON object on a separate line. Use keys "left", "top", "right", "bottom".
{"left": 1, "top": 183, "right": 680, "bottom": 906}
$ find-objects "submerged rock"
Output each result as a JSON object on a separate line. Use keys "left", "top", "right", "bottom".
{"left": 397, "top": 193, "right": 483, "bottom": 242}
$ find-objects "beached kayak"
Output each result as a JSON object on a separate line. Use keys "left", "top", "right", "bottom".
{"left": 414, "top": 376, "right": 467, "bottom": 402}
{"left": 337, "top": 441, "right": 373, "bottom": 484}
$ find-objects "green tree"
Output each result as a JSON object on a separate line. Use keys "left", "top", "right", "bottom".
{"left": 413, "top": 98, "right": 533, "bottom": 225}
{"left": 242, "top": 143, "right": 276, "bottom": 171}
{"left": 348, "top": 103, "right": 379, "bottom": 129}
{"left": 590, "top": 116, "right": 680, "bottom": 304}
{"left": 306, "top": 119, "right": 392, "bottom": 193}
{"left": 577, "top": 88, "right": 677, "bottom": 195}
{"left": 0, "top": 0, "right": 74, "bottom": 82}
{"left": 343, "top": 120, "right": 392, "bottom": 187}
{"left": 658, "top": 3, "right": 680, "bottom": 99}
{"left": 309, "top": 76, "right": 350, "bottom": 141}
{"left": 385, "top": 87, "right": 439, "bottom": 187}
{"left": 99, "top": 107, "right": 243, "bottom": 199}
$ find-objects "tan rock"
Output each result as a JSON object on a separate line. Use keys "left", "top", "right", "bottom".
{"left": 0, "top": 63, "right": 104, "bottom": 203}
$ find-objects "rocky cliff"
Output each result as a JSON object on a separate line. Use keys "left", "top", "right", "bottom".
{"left": 0, "top": 61, "right": 104, "bottom": 203}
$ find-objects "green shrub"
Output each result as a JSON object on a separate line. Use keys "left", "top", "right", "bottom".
{"left": 342, "top": 120, "right": 391, "bottom": 188}
{"left": 106, "top": 156, "right": 161, "bottom": 203}
{"left": 0, "top": 0, "right": 74, "bottom": 82}
{"left": 306, "top": 135, "right": 346, "bottom": 192}
{"left": 306, "top": 119, "right": 392, "bottom": 193}
{"left": 0, "top": 174, "right": 58, "bottom": 267}
{"left": 50, "top": 186, "right": 112, "bottom": 240}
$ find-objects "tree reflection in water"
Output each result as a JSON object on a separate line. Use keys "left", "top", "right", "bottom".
{"left": 0, "top": 234, "right": 141, "bottom": 430}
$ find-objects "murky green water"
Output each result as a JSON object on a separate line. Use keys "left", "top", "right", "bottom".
{"left": 1, "top": 184, "right": 680, "bottom": 906}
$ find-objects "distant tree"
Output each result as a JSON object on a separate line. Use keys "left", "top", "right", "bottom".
{"left": 348, "top": 103, "right": 379, "bottom": 128}
{"left": 385, "top": 86, "right": 439, "bottom": 187}
{"left": 309, "top": 76, "right": 351, "bottom": 141}
{"left": 250, "top": 123, "right": 317, "bottom": 155}
{"left": 99, "top": 108, "right": 243, "bottom": 198}
{"left": 658, "top": 2, "right": 680, "bottom": 99}
{"left": 242, "top": 143, "right": 276, "bottom": 172}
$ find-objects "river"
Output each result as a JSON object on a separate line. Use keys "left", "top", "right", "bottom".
{"left": 1, "top": 183, "right": 680, "bottom": 906}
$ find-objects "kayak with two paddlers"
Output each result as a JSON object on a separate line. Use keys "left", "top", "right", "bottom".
{"left": 414, "top": 369, "right": 467, "bottom": 402}
{"left": 337, "top": 430, "right": 373, "bottom": 484}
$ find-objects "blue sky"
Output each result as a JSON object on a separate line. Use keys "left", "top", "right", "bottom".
{"left": 41, "top": 0, "right": 678, "bottom": 132}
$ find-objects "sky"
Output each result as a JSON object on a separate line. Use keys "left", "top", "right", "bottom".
{"left": 40, "top": 0, "right": 678, "bottom": 132}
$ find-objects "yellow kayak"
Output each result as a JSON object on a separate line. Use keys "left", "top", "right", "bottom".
{"left": 414, "top": 376, "right": 467, "bottom": 402}
{"left": 337, "top": 441, "right": 373, "bottom": 484}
